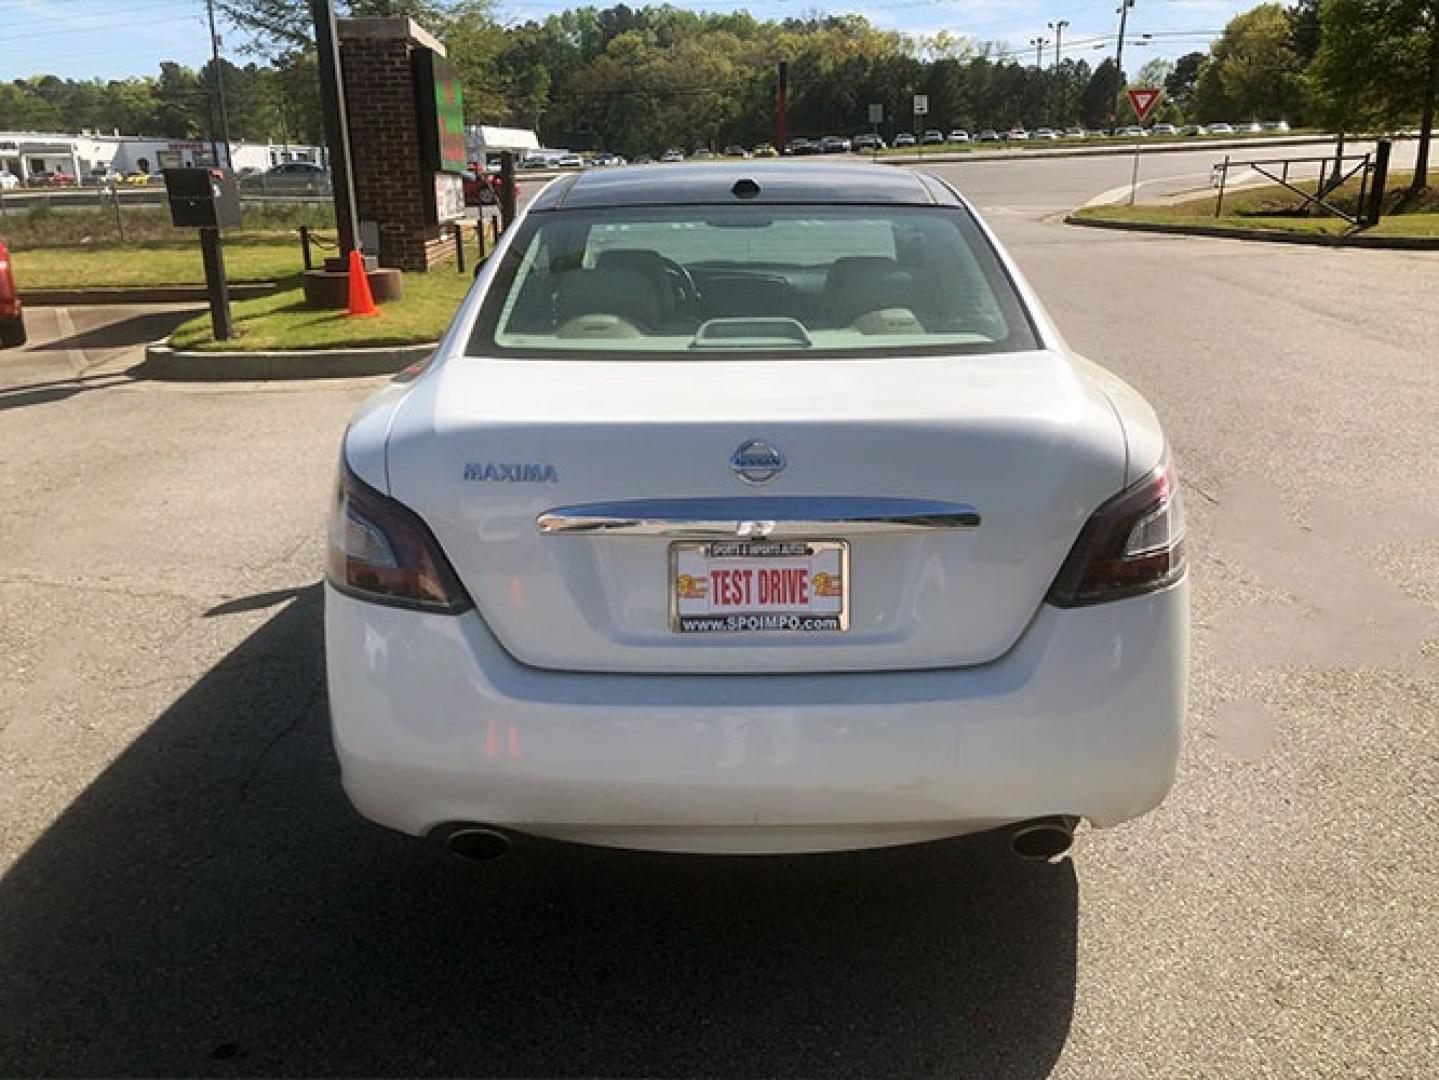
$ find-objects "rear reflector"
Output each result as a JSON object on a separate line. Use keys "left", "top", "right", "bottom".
{"left": 327, "top": 462, "right": 473, "bottom": 613}
{"left": 1046, "top": 453, "right": 1187, "bottom": 607}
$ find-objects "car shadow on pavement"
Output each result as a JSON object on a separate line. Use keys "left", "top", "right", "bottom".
{"left": 40, "top": 307, "right": 202, "bottom": 357}
{"left": 0, "top": 584, "right": 1077, "bottom": 1078}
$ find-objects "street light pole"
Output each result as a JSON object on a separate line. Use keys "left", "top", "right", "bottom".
{"left": 1048, "top": 20, "right": 1068, "bottom": 69}
{"left": 1049, "top": 19, "right": 1070, "bottom": 126}
{"left": 308, "top": 0, "right": 360, "bottom": 258}
{"left": 1030, "top": 37, "right": 1050, "bottom": 69}
{"left": 205, "top": 0, "right": 234, "bottom": 169}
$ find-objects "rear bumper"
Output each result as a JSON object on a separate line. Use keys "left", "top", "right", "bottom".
{"left": 324, "top": 579, "right": 1188, "bottom": 853}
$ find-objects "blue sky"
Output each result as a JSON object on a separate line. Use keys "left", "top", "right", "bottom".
{"left": 0, "top": 0, "right": 1254, "bottom": 82}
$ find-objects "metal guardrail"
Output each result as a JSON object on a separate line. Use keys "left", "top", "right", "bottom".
{"left": 1211, "top": 141, "right": 1393, "bottom": 227}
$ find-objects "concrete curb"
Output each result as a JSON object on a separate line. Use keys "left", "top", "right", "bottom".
{"left": 22, "top": 282, "right": 282, "bottom": 305}
{"left": 137, "top": 339, "right": 433, "bottom": 381}
{"left": 1064, "top": 213, "right": 1439, "bottom": 250}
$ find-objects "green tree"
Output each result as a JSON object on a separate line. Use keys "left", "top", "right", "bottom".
{"left": 1311, "top": 0, "right": 1439, "bottom": 190}
{"left": 1164, "top": 52, "right": 1206, "bottom": 115}
{"left": 1079, "top": 59, "right": 1124, "bottom": 129}
{"left": 0, "top": 83, "right": 64, "bottom": 131}
{"left": 1194, "top": 4, "right": 1308, "bottom": 123}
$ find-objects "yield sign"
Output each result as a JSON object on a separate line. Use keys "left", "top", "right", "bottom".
{"left": 1128, "top": 87, "right": 1162, "bottom": 123}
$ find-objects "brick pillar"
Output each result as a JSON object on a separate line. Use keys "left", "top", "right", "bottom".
{"left": 337, "top": 17, "right": 457, "bottom": 272}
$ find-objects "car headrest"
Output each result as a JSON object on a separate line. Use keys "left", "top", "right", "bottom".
{"left": 554, "top": 268, "right": 663, "bottom": 331}
{"left": 823, "top": 257, "right": 921, "bottom": 324}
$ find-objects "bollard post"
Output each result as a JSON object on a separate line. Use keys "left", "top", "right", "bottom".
{"left": 454, "top": 220, "right": 465, "bottom": 274}
{"left": 1215, "top": 156, "right": 1229, "bottom": 218}
{"left": 1367, "top": 140, "right": 1392, "bottom": 227}
{"left": 476, "top": 217, "right": 487, "bottom": 259}
{"left": 110, "top": 179, "right": 125, "bottom": 243}
{"left": 1355, "top": 153, "right": 1371, "bottom": 225}
{"left": 498, "top": 150, "right": 516, "bottom": 231}
{"left": 300, "top": 225, "right": 312, "bottom": 270}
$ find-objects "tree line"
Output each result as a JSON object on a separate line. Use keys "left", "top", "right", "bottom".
{"left": 5, "top": 1, "right": 1434, "bottom": 187}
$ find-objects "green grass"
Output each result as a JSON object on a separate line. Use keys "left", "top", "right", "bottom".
{"left": 169, "top": 259, "right": 477, "bottom": 352}
{"left": 0, "top": 200, "right": 334, "bottom": 248}
{"left": 3, "top": 200, "right": 341, "bottom": 288}
{"left": 13, "top": 235, "right": 308, "bottom": 287}
{"left": 1073, "top": 173, "right": 1439, "bottom": 239}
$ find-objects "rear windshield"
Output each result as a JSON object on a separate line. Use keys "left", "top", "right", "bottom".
{"left": 467, "top": 203, "right": 1038, "bottom": 358}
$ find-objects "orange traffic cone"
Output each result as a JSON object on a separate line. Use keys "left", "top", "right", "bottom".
{"left": 346, "top": 249, "right": 379, "bottom": 317}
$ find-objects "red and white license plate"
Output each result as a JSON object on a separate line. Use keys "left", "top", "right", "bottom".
{"left": 670, "top": 540, "right": 849, "bottom": 634}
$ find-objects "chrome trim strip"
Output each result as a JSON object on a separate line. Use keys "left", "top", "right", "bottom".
{"left": 537, "top": 497, "right": 981, "bottom": 537}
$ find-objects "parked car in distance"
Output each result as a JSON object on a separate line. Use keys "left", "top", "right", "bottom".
{"left": 894, "top": 132, "right": 917, "bottom": 147}
{"left": 752, "top": 143, "right": 778, "bottom": 157}
{"left": 0, "top": 170, "right": 19, "bottom": 190}
{"left": 632, "top": 154, "right": 654, "bottom": 164}
{"left": 660, "top": 149, "right": 685, "bottom": 162}
{"left": 690, "top": 148, "right": 716, "bottom": 160}
{"left": 324, "top": 162, "right": 1190, "bottom": 860}
{"left": 977, "top": 129, "right": 1001, "bottom": 142}
{"left": 1064, "top": 127, "right": 1086, "bottom": 139}
{"left": 722, "top": 145, "right": 751, "bottom": 158}
{"left": 27, "top": 171, "right": 77, "bottom": 188}
{"left": 1007, "top": 129, "right": 1030, "bottom": 141}
{"left": 818, "top": 135, "right": 851, "bottom": 153}
{"left": 1238, "top": 121, "right": 1264, "bottom": 133}
{"left": 0, "top": 237, "right": 25, "bottom": 348}
{"left": 1180, "top": 124, "right": 1206, "bottom": 136}
{"left": 922, "top": 130, "right": 945, "bottom": 144}
{"left": 1032, "top": 128, "right": 1059, "bottom": 140}
{"left": 788, "top": 138, "right": 822, "bottom": 155}
{"left": 240, "top": 161, "right": 331, "bottom": 194}
{"left": 1151, "top": 123, "right": 1179, "bottom": 137}
{"left": 851, "top": 134, "right": 886, "bottom": 151}
{"left": 947, "top": 130, "right": 971, "bottom": 143}
{"left": 1261, "top": 120, "right": 1291, "bottom": 132}
{"left": 1206, "top": 122, "right": 1235, "bottom": 135}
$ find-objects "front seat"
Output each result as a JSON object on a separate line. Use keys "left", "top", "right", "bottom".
{"left": 822, "top": 256, "right": 923, "bottom": 327}
{"left": 554, "top": 267, "right": 663, "bottom": 332}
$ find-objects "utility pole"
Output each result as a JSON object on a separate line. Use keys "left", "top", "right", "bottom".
{"left": 1030, "top": 36, "right": 1050, "bottom": 69}
{"left": 1115, "top": 0, "right": 1136, "bottom": 83}
{"left": 205, "top": 0, "right": 233, "bottom": 169}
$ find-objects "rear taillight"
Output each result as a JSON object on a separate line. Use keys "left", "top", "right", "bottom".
{"left": 327, "top": 463, "right": 473, "bottom": 613}
{"left": 1046, "top": 453, "right": 1187, "bottom": 607}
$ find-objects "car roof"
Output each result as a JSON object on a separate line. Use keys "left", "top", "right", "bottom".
{"left": 530, "top": 162, "right": 960, "bottom": 211}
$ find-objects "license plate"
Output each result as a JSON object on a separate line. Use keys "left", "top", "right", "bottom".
{"left": 670, "top": 540, "right": 849, "bottom": 634}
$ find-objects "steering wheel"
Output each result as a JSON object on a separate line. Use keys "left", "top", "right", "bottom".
{"left": 653, "top": 255, "right": 701, "bottom": 310}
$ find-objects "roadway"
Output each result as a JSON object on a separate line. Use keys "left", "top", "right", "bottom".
{"left": 1, "top": 152, "right": 1436, "bottom": 1077}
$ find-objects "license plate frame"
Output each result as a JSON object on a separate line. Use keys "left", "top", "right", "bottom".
{"left": 669, "top": 539, "right": 850, "bottom": 634}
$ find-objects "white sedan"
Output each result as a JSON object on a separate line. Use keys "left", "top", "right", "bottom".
{"left": 326, "top": 163, "right": 1188, "bottom": 860}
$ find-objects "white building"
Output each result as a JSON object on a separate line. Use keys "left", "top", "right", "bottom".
{"left": 463, "top": 125, "right": 540, "bottom": 163}
{"left": 0, "top": 131, "right": 325, "bottom": 182}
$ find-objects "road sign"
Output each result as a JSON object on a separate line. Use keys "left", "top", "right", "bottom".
{"left": 913, "top": 95, "right": 928, "bottom": 116}
{"left": 868, "top": 103, "right": 883, "bottom": 123}
{"left": 1128, "top": 88, "right": 1162, "bottom": 123}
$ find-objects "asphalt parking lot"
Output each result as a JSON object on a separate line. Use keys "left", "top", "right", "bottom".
{"left": 1, "top": 153, "right": 1436, "bottom": 1077}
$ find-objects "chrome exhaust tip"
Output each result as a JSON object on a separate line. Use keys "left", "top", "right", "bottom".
{"left": 1009, "top": 816, "right": 1079, "bottom": 861}
{"left": 444, "top": 826, "right": 513, "bottom": 862}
